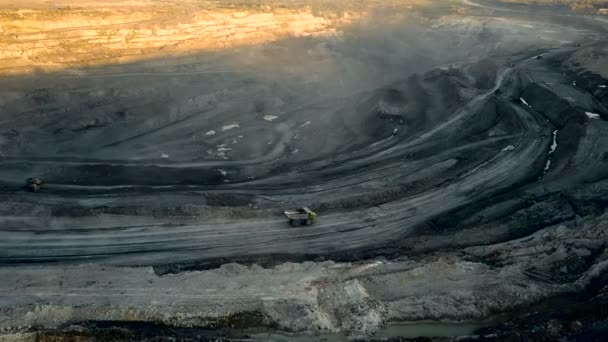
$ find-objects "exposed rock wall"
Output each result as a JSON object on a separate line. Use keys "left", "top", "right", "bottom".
{"left": 0, "top": 4, "right": 362, "bottom": 74}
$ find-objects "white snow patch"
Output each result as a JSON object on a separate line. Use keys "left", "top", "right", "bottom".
{"left": 572, "top": 81, "right": 577, "bottom": 86}
{"left": 585, "top": 112, "right": 600, "bottom": 119}
{"left": 263, "top": 115, "right": 278, "bottom": 121}
{"left": 542, "top": 130, "right": 559, "bottom": 173}
{"left": 222, "top": 124, "right": 240, "bottom": 131}
{"left": 292, "top": 149, "right": 299, "bottom": 154}
{"left": 520, "top": 98, "right": 531, "bottom": 107}
{"left": 217, "top": 169, "right": 228, "bottom": 176}
{"left": 354, "top": 261, "right": 384, "bottom": 273}
{"left": 217, "top": 147, "right": 232, "bottom": 152}
{"left": 267, "top": 141, "right": 273, "bottom": 145}
{"left": 161, "top": 153, "right": 169, "bottom": 159}
{"left": 205, "top": 130, "right": 216, "bottom": 136}
{"left": 526, "top": 54, "right": 543, "bottom": 62}
{"left": 300, "top": 121, "right": 311, "bottom": 127}
{"left": 549, "top": 130, "right": 558, "bottom": 154}
{"left": 502, "top": 145, "right": 516, "bottom": 152}
{"left": 599, "top": 85, "right": 607, "bottom": 88}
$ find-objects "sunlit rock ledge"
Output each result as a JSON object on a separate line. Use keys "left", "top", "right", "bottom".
{"left": 0, "top": 2, "right": 380, "bottom": 75}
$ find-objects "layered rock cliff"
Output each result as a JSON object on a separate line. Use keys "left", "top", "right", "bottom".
{"left": 0, "top": 1, "right": 371, "bottom": 74}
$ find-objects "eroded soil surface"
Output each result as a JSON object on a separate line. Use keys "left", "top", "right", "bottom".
{"left": 0, "top": 0, "right": 607, "bottom": 340}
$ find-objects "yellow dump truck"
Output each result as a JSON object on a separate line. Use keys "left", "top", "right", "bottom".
{"left": 284, "top": 207, "right": 317, "bottom": 227}
{"left": 27, "top": 178, "right": 42, "bottom": 192}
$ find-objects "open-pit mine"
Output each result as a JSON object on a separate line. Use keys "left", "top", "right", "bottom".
{"left": 0, "top": 0, "right": 607, "bottom": 341}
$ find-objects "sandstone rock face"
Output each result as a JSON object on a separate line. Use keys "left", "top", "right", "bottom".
{"left": 0, "top": 1, "right": 365, "bottom": 74}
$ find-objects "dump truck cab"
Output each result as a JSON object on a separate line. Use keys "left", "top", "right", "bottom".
{"left": 27, "top": 177, "right": 42, "bottom": 192}
{"left": 284, "top": 207, "right": 317, "bottom": 227}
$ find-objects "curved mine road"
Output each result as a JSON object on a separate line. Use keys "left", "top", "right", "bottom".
{"left": 0, "top": 0, "right": 607, "bottom": 278}
{"left": 1, "top": 1, "right": 608, "bottom": 338}
{"left": 0, "top": 45, "right": 589, "bottom": 267}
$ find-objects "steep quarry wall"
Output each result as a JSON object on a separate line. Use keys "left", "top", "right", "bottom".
{"left": 0, "top": 2, "right": 368, "bottom": 75}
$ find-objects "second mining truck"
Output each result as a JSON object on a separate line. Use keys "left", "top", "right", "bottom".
{"left": 284, "top": 207, "right": 317, "bottom": 227}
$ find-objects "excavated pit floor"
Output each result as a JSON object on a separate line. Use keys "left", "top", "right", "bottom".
{"left": 0, "top": 0, "right": 607, "bottom": 340}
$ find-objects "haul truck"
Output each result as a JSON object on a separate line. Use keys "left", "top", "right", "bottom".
{"left": 284, "top": 207, "right": 317, "bottom": 227}
{"left": 27, "top": 178, "right": 42, "bottom": 192}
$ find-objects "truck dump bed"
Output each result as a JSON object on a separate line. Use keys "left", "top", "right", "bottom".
{"left": 284, "top": 208, "right": 309, "bottom": 220}
{"left": 284, "top": 207, "right": 316, "bottom": 227}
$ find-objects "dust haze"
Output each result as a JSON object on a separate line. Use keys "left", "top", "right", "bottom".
{"left": 0, "top": 0, "right": 607, "bottom": 341}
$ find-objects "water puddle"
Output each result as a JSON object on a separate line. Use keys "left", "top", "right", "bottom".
{"left": 222, "top": 124, "right": 240, "bottom": 131}
{"left": 376, "top": 321, "right": 487, "bottom": 338}
{"left": 248, "top": 321, "right": 489, "bottom": 341}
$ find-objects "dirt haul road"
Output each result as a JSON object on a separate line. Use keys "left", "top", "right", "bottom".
{"left": 0, "top": 53, "right": 559, "bottom": 266}
{"left": 0, "top": 0, "right": 608, "bottom": 339}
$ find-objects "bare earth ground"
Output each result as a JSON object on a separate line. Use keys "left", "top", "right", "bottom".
{"left": 0, "top": 0, "right": 607, "bottom": 340}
